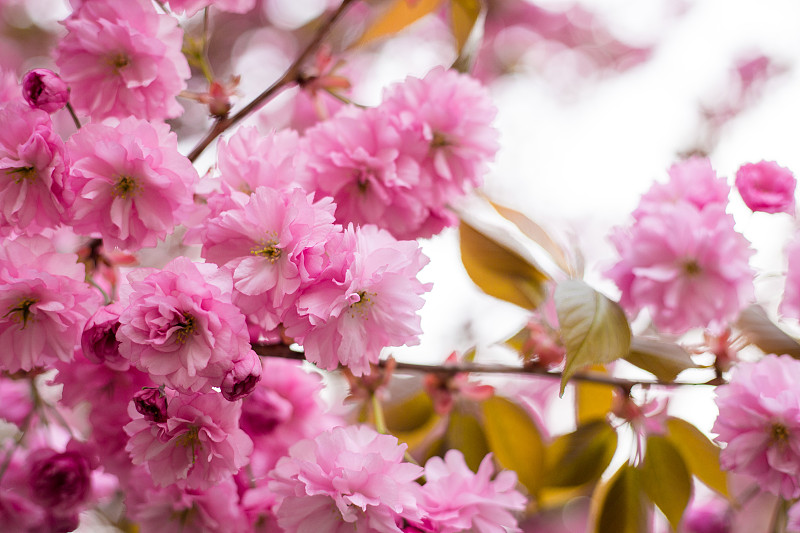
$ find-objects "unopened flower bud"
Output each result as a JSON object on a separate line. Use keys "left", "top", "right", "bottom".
{"left": 133, "top": 388, "right": 168, "bottom": 423}
{"left": 81, "top": 303, "right": 125, "bottom": 370}
{"left": 22, "top": 69, "right": 69, "bottom": 113}
{"left": 221, "top": 350, "right": 261, "bottom": 401}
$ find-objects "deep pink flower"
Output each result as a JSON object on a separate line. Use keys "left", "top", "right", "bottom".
{"left": 220, "top": 348, "right": 262, "bottom": 402}
{"left": 0, "top": 235, "right": 99, "bottom": 372}
{"left": 216, "top": 127, "right": 301, "bottom": 194}
{"left": 301, "top": 106, "right": 438, "bottom": 240}
{"left": 167, "top": 0, "right": 256, "bottom": 16}
{"left": 201, "top": 186, "right": 338, "bottom": 332}
{"left": 124, "top": 390, "right": 253, "bottom": 489}
{"left": 414, "top": 450, "right": 526, "bottom": 533}
{"left": 380, "top": 66, "right": 499, "bottom": 206}
{"left": 634, "top": 157, "right": 731, "bottom": 218}
{"left": 117, "top": 257, "right": 253, "bottom": 393}
{"left": 268, "top": 425, "right": 423, "bottom": 533}
{"left": 0, "top": 101, "right": 70, "bottom": 235}
{"left": 67, "top": 117, "right": 198, "bottom": 251}
{"left": 27, "top": 442, "right": 95, "bottom": 516}
{"left": 607, "top": 202, "right": 753, "bottom": 334}
{"left": 781, "top": 237, "right": 800, "bottom": 319}
{"left": 713, "top": 354, "right": 800, "bottom": 498}
{"left": 735, "top": 160, "right": 796, "bottom": 214}
{"left": 55, "top": 0, "right": 189, "bottom": 121}
{"left": 81, "top": 302, "right": 126, "bottom": 370}
{"left": 284, "top": 224, "right": 431, "bottom": 376}
{"left": 22, "top": 69, "right": 69, "bottom": 113}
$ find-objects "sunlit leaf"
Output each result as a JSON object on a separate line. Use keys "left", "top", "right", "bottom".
{"left": 736, "top": 305, "right": 800, "bottom": 359}
{"left": 450, "top": 0, "right": 482, "bottom": 72}
{"left": 665, "top": 417, "right": 729, "bottom": 498}
{"left": 641, "top": 435, "right": 692, "bottom": 531}
{"left": 575, "top": 369, "right": 615, "bottom": 425}
{"left": 555, "top": 280, "right": 631, "bottom": 395}
{"left": 355, "top": 0, "right": 445, "bottom": 48}
{"left": 592, "top": 464, "right": 648, "bottom": 533}
{"left": 624, "top": 336, "right": 696, "bottom": 382}
{"left": 446, "top": 407, "right": 490, "bottom": 472}
{"left": 384, "top": 390, "right": 435, "bottom": 432}
{"left": 489, "top": 200, "right": 573, "bottom": 275}
{"left": 482, "top": 396, "right": 545, "bottom": 497}
{"left": 459, "top": 221, "right": 549, "bottom": 309}
{"left": 544, "top": 419, "right": 617, "bottom": 488}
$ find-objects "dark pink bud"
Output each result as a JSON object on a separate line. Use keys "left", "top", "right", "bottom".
{"left": 221, "top": 350, "right": 262, "bottom": 401}
{"left": 22, "top": 69, "right": 69, "bottom": 113}
{"left": 27, "top": 446, "right": 93, "bottom": 514}
{"left": 133, "top": 388, "right": 168, "bottom": 423}
{"left": 81, "top": 303, "right": 126, "bottom": 370}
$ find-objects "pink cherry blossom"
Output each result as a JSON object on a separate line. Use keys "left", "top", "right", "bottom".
{"left": 67, "top": 117, "right": 198, "bottom": 251}
{"left": 284, "top": 224, "right": 431, "bottom": 376}
{"left": 117, "top": 257, "right": 254, "bottom": 393}
{"left": 781, "top": 237, "right": 800, "bottom": 319}
{"left": 0, "top": 235, "right": 99, "bottom": 372}
{"left": 413, "top": 450, "right": 526, "bottom": 533}
{"left": 80, "top": 302, "right": 126, "bottom": 371}
{"left": 26, "top": 442, "right": 96, "bottom": 517}
{"left": 607, "top": 202, "right": 753, "bottom": 334}
{"left": 55, "top": 0, "right": 189, "bottom": 121}
{"left": 216, "top": 126, "right": 301, "bottom": 194}
{"left": 268, "top": 425, "right": 423, "bottom": 533}
{"left": 735, "top": 160, "right": 796, "bottom": 214}
{"left": 124, "top": 390, "right": 253, "bottom": 489}
{"left": 713, "top": 354, "right": 800, "bottom": 498}
{"left": 634, "top": 157, "right": 731, "bottom": 218}
{"left": 22, "top": 69, "right": 69, "bottom": 113}
{"left": 201, "top": 186, "right": 338, "bottom": 332}
{"left": 301, "top": 106, "right": 439, "bottom": 240}
{"left": 380, "top": 66, "right": 499, "bottom": 206}
{"left": 0, "top": 101, "right": 70, "bottom": 235}
{"left": 167, "top": 0, "right": 256, "bottom": 16}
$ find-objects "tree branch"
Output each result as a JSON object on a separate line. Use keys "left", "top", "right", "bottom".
{"left": 187, "top": 0, "right": 358, "bottom": 162}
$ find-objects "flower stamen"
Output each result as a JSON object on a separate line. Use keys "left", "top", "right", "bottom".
{"left": 4, "top": 297, "right": 37, "bottom": 329}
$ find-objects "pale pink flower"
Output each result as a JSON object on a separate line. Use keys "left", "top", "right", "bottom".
{"left": 167, "top": 0, "right": 256, "bottom": 16}
{"left": 301, "top": 106, "right": 439, "bottom": 240}
{"left": 634, "top": 157, "right": 731, "bottom": 218}
{"left": 284, "top": 225, "right": 431, "bottom": 376}
{"left": 201, "top": 186, "right": 338, "bottom": 332}
{"left": 0, "top": 235, "right": 99, "bottom": 372}
{"left": 413, "top": 450, "right": 526, "bottom": 533}
{"left": 67, "top": 117, "right": 198, "bottom": 251}
{"left": 789, "top": 501, "right": 800, "bottom": 533}
{"left": 124, "top": 390, "right": 253, "bottom": 489}
{"left": 22, "top": 69, "right": 69, "bottom": 113}
{"left": 217, "top": 127, "right": 301, "bottom": 194}
{"left": 735, "top": 160, "right": 796, "bottom": 214}
{"left": 380, "top": 66, "right": 499, "bottom": 206}
{"left": 268, "top": 425, "right": 423, "bottom": 533}
{"left": 55, "top": 0, "right": 189, "bottom": 121}
{"left": 713, "top": 354, "right": 800, "bottom": 498}
{"left": 607, "top": 202, "right": 753, "bottom": 334}
{"left": 129, "top": 479, "right": 249, "bottom": 533}
{"left": 220, "top": 348, "right": 262, "bottom": 402}
{"left": 0, "top": 101, "right": 70, "bottom": 235}
{"left": 781, "top": 237, "right": 800, "bottom": 319}
{"left": 117, "top": 257, "right": 253, "bottom": 393}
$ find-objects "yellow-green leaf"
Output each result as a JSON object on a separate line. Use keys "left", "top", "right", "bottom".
{"left": 544, "top": 419, "right": 617, "bottom": 488}
{"left": 355, "top": 0, "right": 445, "bottom": 48}
{"left": 625, "top": 336, "right": 697, "bottom": 382}
{"left": 592, "top": 464, "right": 648, "bottom": 533}
{"left": 450, "top": 0, "right": 481, "bottom": 56}
{"left": 446, "top": 407, "right": 490, "bottom": 472}
{"left": 736, "top": 305, "right": 800, "bottom": 359}
{"left": 459, "top": 221, "right": 549, "bottom": 309}
{"left": 665, "top": 417, "right": 729, "bottom": 498}
{"left": 555, "top": 280, "right": 631, "bottom": 395}
{"left": 482, "top": 396, "right": 545, "bottom": 497}
{"left": 384, "top": 390, "right": 435, "bottom": 432}
{"left": 575, "top": 371, "right": 615, "bottom": 425}
{"left": 641, "top": 435, "right": 692, "bottom": 531}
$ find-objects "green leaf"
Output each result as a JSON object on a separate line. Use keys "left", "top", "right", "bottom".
{"left": 355, "top": 0, "right": 445, "bottom": 48}
{"left": 641, "top": 435, "right": 692, "bottom": 531}
{"left": 482, "top": 396, "right": 545, "bottom": 497}
{"left": 544, "top": 420, "right": 617, "bottom": 488}
{"left": 446, "top": 407, "right": 490, "bottom": 472}
{"left": 459, "top": 221, "right": 549, "bottom": 310}
{"left": 384, "top": 390, "right": 435, "bottom": 432}
{"left": 593, "top": 464, "right": 648, "bottom": 533}
{"left": 624, "top": 336, "right": 696, "bottom": 382}
{"left": 575, "top": 371, "right": 615, "bottom": 425}
{"left": 736, "top": 305, "right": 800, "bottom": 359}
{"left": 555, "top": 280, "right": 632, "bottom": 395}
{"left": 665, "top": 417, "right": 729, "bottom": 498}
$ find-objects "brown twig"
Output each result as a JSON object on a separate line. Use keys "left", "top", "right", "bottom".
{"left": 187, "top": 0, "right": 358, "bottom": 162}
{"left": 251, "top": 343, "right": 721, "bottom": 389}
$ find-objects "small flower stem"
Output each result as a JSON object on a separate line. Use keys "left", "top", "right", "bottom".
{"left": 187, "top": 0, "right": 358, "bottom": 162}
{"left": 771, "top": 498, "right": 789, "bottom": 533}
{"left": 65, "top": 102, "right": 81, "bottom": 130}
{"left": 87, "top": 277, "right": 111, "bottom": 305}
{"left": 371, "top": 393, "right": 387, "bottom": 434}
